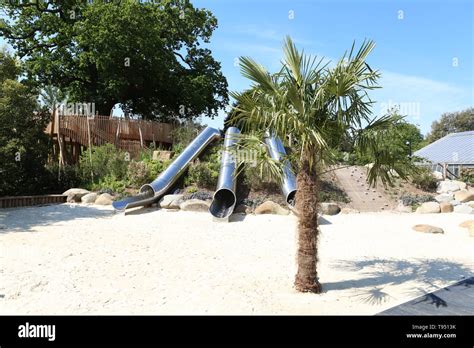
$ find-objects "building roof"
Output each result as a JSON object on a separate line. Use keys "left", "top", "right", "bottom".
{"left": 414, "top": 130, "right": 474, "bottom": 164}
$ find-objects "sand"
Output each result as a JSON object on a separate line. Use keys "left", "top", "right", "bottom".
{"left": 0, "top": 204, "right": 473, "bottom": 315}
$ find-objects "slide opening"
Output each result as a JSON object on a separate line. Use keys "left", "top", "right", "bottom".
{"left": 210, "top": 189, "right": 237, "bottom": 219}
{"left": 286, "top": 190, "right": 297, "bottom": 206}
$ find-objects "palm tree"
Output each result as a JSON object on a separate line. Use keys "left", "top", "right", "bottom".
{"left": 229, "top": 37, "right": 416, "bottom": 293}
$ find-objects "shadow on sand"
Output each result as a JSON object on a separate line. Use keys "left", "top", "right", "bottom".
{"left": 0, "top": 204, "right": 114, "bottom": 234}
{"left": 324, "top": 258, "right": 473, "bottom": 307}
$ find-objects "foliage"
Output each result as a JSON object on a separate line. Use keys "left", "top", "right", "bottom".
{"left": 319, "top": 180, "right": 350, "bottom": 203}
{"left": 1, "top": 0, "right": 228, "bottom": 119}
{"left": 90, "top": 175, "right": 128, "bottom": 195}
{"left": 44, "top": 163, "right": 82, "bottom": 193}
{"left": 171, "top": 120, "right": 203, "bottom": 151}
{"left": 459, "top": 168, "right": 474, "bottom": 185}
{"left": 400, "top": 193, "right": 435, "bottom": 206}
{"left": 79, "top": 144, "right": 129, "bottom": 184}
{"left": 410, "top": 167, "right": 438, "bottom": 192}
{"left": 425, "top": 108, "right": 474, "bottom": 143}
{"left": 127, "top": 161, "right": 150, "bottom": 188}
{"left": 0, "top": 49, "right": 51, "bottom": 196}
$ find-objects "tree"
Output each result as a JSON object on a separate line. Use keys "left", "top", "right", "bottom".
{"left": 354, "top": 111, "right": 424, "bottom": 163}
{"left": 0, "top": 48, "right": 51, "bottom": 196}
{"left": 425, "top": 108, "right": 474, "bottom": 143}
{"left": 230, "top": 37, "right": 417, "bottom": 292}
{"left": 1, "top": 0, "right": 228, "bottom": 120}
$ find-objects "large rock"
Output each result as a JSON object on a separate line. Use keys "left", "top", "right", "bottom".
{"left": 436, "top": 180, "right": 461, "bottom": 193}
{"left": 81, "top": 192, "right": 98, "bottom": 204}
{"left": 434, "top": 193, "right": 454, "bottom": 203}
{"left": 466, "top": 201, "right": 474, "bottom": 208}
{"left": 450, "top": 200, "right": 461, "bottom": 206}
{"left": 95, "top": 193, "right": 114, "bottom": 205}
{"left": 179, "top": 199, "right": 211, "bottom": 212}
{"left": 453, "top": 204, "right": 474, "bottom": 214}
{"left": 254, "top": 201, "right": 289, "bottom": 215}
{"left": 453, "top": 181, "right": 467, "bottom": 190}
{"left": 459, "top": 220, "right": 474, "bottom": 228}
{"left": 152, "top": 150, "right": 173, "bottom": 161}
{"left": 412, "top": 224, "right": 444, "bottom": 234}
{"left": 396, "top": 202, "right": 413, "bottom": 213}
{"left": 63, "top": 188, "right": 90, "bottom": 203}
{"left": 432, "top": 171, "right": 444, "bottom": 180}
{"left": 439, "top": 202, "right": 453, "bottom": 213}
{"left": 320, "top": 202, "right": 341, "bottom": 215}
{"left": 416, "top": 201, "right": 440, "bottom": 214}
{"left": 159, "top": 194, "right": 184, "bottom": 209}
{"left": 454, "top": 191, "right": 474, "bottom": 203}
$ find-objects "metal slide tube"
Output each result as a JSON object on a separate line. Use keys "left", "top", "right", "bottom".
{"left": 264, "top": 135, "right": 297, "bottom": 206}
{"left": 209, "top": 127, "right": 241, "bottom": 219}
{"left": 113, "top": 126, "right": 221, "bottom": 211}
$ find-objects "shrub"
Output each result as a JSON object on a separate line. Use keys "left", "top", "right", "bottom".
{"left": 44, "top": 163, "right": 82, "bottom": 193}
{"left": 185, "top": 162, "right": 219, "bottom": 189}
{"left": 127, "top": 161, "right": 150, "bottom": 188}
{"left": 319, "top": 180, "right": 350, "bottom": 203}
{"left": 79, "top": 144, "right": 129, "bottom": 183}
{"left": 90, "top": 175, "right": 128, "bottom": 194}
{"left": 459, "top": 168, "right": 474, "bottom": 185}
{"left": 400, "top": 194, "right": 435, "bottom": 206}
{"left": 410, "top": 167, "right": 438, "bottom": 192}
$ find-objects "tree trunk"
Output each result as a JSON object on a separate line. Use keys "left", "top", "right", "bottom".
{"left": 294, "top": 155, "right": 322, "bottom": 293}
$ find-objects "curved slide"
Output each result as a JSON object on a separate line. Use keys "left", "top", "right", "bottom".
{"left": 209, "top": 127, "right": 241, "bottom": 219}
{"left": 264, "top": 135, "right": 297, "bottom": 206}
{"left": 112, "top": 126, "right": 221, "bottom": 211}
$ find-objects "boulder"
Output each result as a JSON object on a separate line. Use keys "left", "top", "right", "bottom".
{"left": 439, "top": 202, "right": 453, "bottom": 213}
{"left": 340, "top": 207, "right": 360, "bottom": 214}
{"left": 179, "top": 199, "right": 211, "bottom": 212}
{"left": 436, "top": 180, "right": 461, "bottom": 194}
{"left": 466, "top": 201, "right": 474, "bottom": 208}
{"left": 453, "top": 181, "right": 467, "bottom": 191}
{"left": 416, "top": 202, "right": 440, "bottom": 214}
{"left": 81, "top": 192, "right": 98, "bottom": 204}
{"left": 159, "top": 194, "right": 184, "bottom": 209}
{"left": 454, "top": 191, "right": 474, "bottom": 203}
{"left": 95, "top": 193, "right": 114, "bottom": 205}
{"left": 412, "top": 224, "right": 444, "bottom": 234}
{"left": 450, "top": 200, "right": 461, "bottom": 206}
{"left": 459, "top": 220, "right": 474, "bottom": 228}
{"left": 63, "top": 188, "right": 90, "bottom": 203}
{"left": 234, "top": 204, "right": 252, "bottom": 214}
{"left": 453, "top": 204, "right": 474, "bottom": 214}
{"left": 434, "top": 193, "right": 454, "bottom": 203}
{"left": 432, "top": 171, "right": 444, "bottom": 180}
{"left": 320, "top": 202, "right": 341, "bottom": 215}
{"left": 254, "top": 201, "right": 289, "bottom": 215}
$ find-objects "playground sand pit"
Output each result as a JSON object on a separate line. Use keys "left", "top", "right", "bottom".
{"left": 0, "top": 203, "right": 473, "bottom": 315}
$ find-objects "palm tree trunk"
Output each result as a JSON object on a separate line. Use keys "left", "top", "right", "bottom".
{"left": 294, "top": 155, "right": 322, "bottom": 293}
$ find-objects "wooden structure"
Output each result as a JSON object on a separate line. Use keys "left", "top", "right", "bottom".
{"left": 0, "top": 194, "right": 67, "bottom": 208}
{"left": 45, "top": 114, "right": 175, "bottom": 163}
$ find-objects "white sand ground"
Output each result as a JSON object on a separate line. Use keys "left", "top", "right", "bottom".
{"left": 0, "top": 204, "right": 473, "bottom": 315}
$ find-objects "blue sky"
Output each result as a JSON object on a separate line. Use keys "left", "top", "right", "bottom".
{"left": 1, "top": 0, "right": 472, "bottom": 135}
{"left": 193, "top": 0, "right": 473, "bottom": 135}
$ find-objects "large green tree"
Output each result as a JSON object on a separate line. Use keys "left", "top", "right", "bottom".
{"left": 0, "top": 48, "right": 51, "bottom": 196}
{"left": 230, "top": 38, "right": 417, "bottom": 292}
{"left": 1, "top": 0, "right": 228, "bottom": 120}
{"left": 426, "top": 108, "right": 474, "bottom": 143}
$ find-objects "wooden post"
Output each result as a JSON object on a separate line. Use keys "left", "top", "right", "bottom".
{"left": 86, "top": 116, "right": 94, "bottom": 182}
{"left": 138, "top": 124, "right": 144, "bottom": 149}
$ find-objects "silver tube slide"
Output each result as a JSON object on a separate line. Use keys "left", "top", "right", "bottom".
{"left": 209, "top": 127, "right": 241, "bottom": 219}
{"left": 264, "top": 135, "right": 297, "bottom": 206}
{"left": 112, "top": 126, "right": 221, "bottom": 211}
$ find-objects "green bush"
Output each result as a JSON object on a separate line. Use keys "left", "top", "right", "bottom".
{"left": 185, "top": 162, "right": 219, "bottom": 189}
{"left": 90, "top": 175, "right": 128, "bottom": 194}
{"left": 127, "top": 160, "right": 150, "bottom": 188}
{"left": 459, "top": 168, "right": 474, "bottom": 185}
{"left": 400, "top": 194, "right": 435, "bottom": 206}
{"left": 410, "top": 167, "right": 438, "bottom": 192}
{"left": 44, "top": 163, "right": 82, "bottom": 193}
{"left": 79, "top": 144, "right": 129, "bottom": 183}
